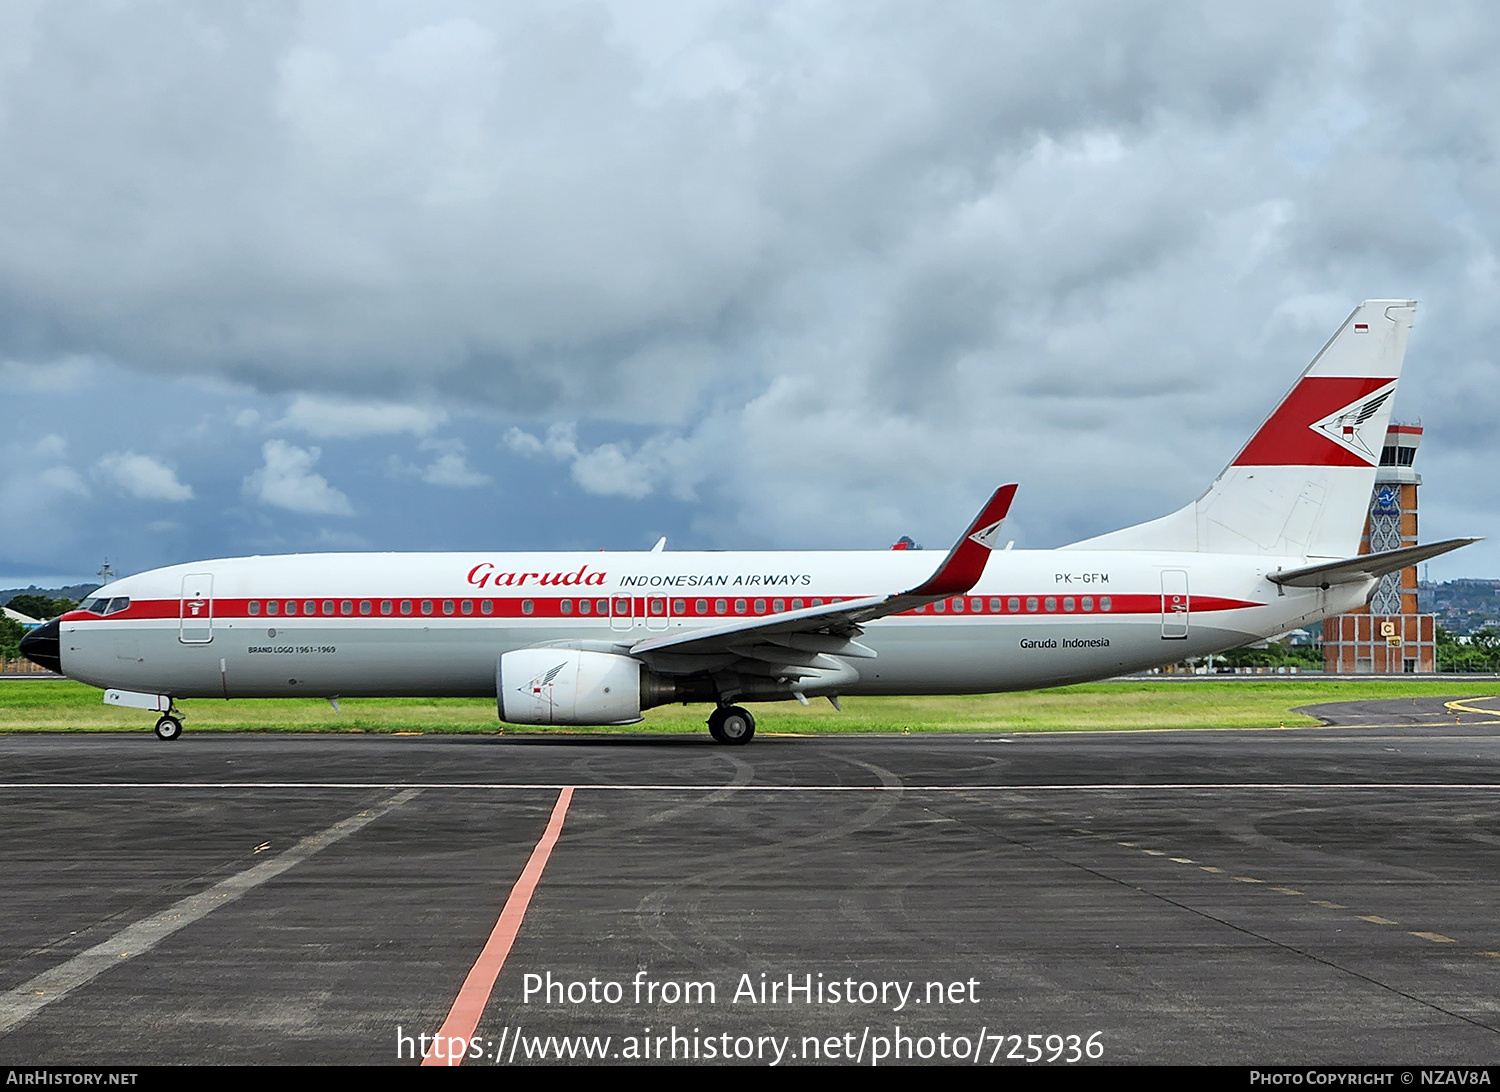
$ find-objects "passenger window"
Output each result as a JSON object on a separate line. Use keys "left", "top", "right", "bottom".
{"left": 734, "top": 599, "right": 746, "bottom": 614}
{"left": 284, "top": 601, "right": 297, "bottom": 616}
{"left": 1100, "top": 596, "right": 1112, "bottom": 612}
{"left": 773, "top": 599, "right": 784, "bottom": 613}
{"left": 933, "top": 599, "right": 946, "bottom": 613}
{"left": 578, "top": 599, "right": 591, "bottom": 615}
{"left": 323, "top": 601, "right": 335, "bottom": 615}
{"left": 811, "top": 598, "right": 823, "bottom": 607}
{"left": 990, "top": 598, "right": 1001, "bottom": 613}
{"left": 1082, "top": 597, "right": 1093, "bottom": 612}
{"left": 359, "top": 600, "right": 372, "bottom": 615}
{"left": 400, "top": 600, "right": 412, "bottom": 615}
{"left": 972, "top": 598, "right": 984, "bottom": 612}
{"left": 420, "top": 600, "right": 432, "bottom": 615}
{"left": 715, "top": 599, "right": 727, "bottom": 615}
{"left": 481, "top": 599, "right": 493, "bottom": 615}
{"left": 248, "top": 601, "right": 261, "bottom": 616}
{"left": 266, "top": 600, "right": 279, "bottom": 616}
{"left": 306, "top": 601, "right": 317, "bottom": 615}
{"left": 791, "top": 599, "right": 803, "bottom": 610}
{"left": 673, "top": 599, "right": 686, "bottom": 615}
{"left": 1026, "top": 597, "right": 1038, "bottom": 612}
{"left": 1063, "top": 597, "right": 1074, "bottom": 612}
{"left": 380, "top": 600, "right": 392, "bottom": 615}
{"left": 560, "top": 600, "right": 573, "bottom": 615}
{"left": 1044, "top": 597, "right": 1057, "bottom": 612}
{"left": 753, "top": 599, "right": 765, "bottom": 614}
{"left": 696, "top": 599, "right": 708, "bottom": 614}
{"left": 596, "top": 600, "right": 608, "bottom": 614}
{"left": 522, "top": 599, "right": 534, "bottom": 615}
{"left": 442, "top": 600, "right": 454, "bottom": 615}
{"left": 951, "top": 598, "right": 964, "bottom": 612}
{"left": 1008, "top": 597, "right": 1020, "bottom": 613}
{"left": 461, "top": 600, "right": 472, "bottom": 615}
{"left": 650, "top": 599, "right": 665, "bottom": 616}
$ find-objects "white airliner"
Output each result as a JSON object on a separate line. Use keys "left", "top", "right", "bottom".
{"left": 21, "top": 300, "right": 1475, "bottom": 743}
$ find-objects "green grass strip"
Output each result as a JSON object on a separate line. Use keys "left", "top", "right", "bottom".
{"left": 1, "top": 678, "right": 1492, "bottom": 736}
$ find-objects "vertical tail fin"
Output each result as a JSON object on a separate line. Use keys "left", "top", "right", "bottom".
{"left": 1066, "top": 300, "right": 1416, "bottom": 558}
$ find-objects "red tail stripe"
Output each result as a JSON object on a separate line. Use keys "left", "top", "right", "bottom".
{"left": 1232, "top": 376, "right": 1390, "bottom": 467}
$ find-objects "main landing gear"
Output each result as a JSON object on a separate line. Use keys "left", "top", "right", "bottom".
{"left": 707, "top": 704, "right": 755, "bottom": 745}
{"left": 154, "top": 711, "right": 184, "bottom": 741}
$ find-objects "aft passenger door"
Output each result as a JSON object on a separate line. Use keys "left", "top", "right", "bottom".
{"left": 179, "top": 573, "right": 214, "bottom": 644}
{"left": 1160, "top": 570, "right": 1189, "bottom": 639}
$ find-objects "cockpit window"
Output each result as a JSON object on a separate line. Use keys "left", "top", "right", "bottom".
{"left": 78, "top": 598, "right": 104, "bottom": 614}
{"left": 103, "top": 597, "right": 131, "bottom": 615}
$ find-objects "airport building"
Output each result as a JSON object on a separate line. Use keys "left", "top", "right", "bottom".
{"left": 1322, "top": 424, "right": 1437, "bottom": 673}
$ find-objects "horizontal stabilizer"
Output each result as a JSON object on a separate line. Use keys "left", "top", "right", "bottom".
{"left": 1267, "top": 537, "right": 1480, "bottom": 589}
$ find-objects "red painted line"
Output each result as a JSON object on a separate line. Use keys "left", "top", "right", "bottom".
{"left": 421, "top": 786, "right": 575, "bottom": 1067}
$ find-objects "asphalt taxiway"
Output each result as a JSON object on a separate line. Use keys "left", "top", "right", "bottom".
{"left": 2, "top": 693, "right": 1500, "bottom": 1065}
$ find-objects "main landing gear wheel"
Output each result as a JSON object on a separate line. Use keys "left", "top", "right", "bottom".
{"left": 154, "top": 715, "right": 183, "bottom": 741}
{"left": 708, "top": 705, "right": 755, "bottom": 745}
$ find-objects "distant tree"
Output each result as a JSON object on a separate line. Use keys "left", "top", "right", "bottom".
{"left": 0, "top": 615, "right": 23, "bottom": 660}
{"left": 1437, "top": 625, "right": 1500, "bottom": 673}
{"left": 1218, "top": 641, "right": 1323, "bottom": 670}
{"left": 4, "top": 594, "right": 76, "bottom": 621}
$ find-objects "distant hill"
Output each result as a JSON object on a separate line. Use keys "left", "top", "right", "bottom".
{"left": 1419, "top": 579, "right": 1500, "bottom": 635}
{"left": 0, "top": 584, "right": 103, "bottom": 608}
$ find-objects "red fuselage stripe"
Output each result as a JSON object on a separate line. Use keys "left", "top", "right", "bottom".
{"left": 63, "top": 593, "right": 1263, "bottom": 624}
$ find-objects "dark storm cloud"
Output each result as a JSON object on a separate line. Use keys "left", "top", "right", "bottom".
{"left": 0, "top": 2, "right": 1327, "bottom": 395}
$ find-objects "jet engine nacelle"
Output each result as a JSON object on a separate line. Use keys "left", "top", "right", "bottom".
{"left": 498, "top": 648, "right": 644, "bottom": 725}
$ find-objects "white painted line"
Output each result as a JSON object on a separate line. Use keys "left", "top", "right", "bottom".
{"left": 2, "top": 782, "right": 1500, "bottom": 792}
{"left": 0, "top": 787, "right": 423, "bottom": 1035}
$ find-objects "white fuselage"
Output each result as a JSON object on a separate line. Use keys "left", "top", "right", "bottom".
{"left": 56, "top": 549, "right": 1367, "bottom": 701}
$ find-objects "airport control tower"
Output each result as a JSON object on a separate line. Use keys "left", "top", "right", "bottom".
{"left": 1322, "top": 424, "right": 1437, "bottom": 673}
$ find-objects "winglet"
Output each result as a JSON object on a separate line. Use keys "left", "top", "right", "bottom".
{"left": 903, "top": 484, "right": 1018, "bottom": 599}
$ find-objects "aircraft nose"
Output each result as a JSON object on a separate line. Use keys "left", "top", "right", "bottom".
{"left": 19, "top": 619, "right": 62, "bottom": 674}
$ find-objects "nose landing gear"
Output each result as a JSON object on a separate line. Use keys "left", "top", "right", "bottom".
{"left": 154, "top": 710, "right": 184, "bottom": 741}
{"left": 707, "top": 704, "right": 755, "bottom": 745}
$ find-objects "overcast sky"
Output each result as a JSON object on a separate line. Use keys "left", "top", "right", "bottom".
{"left": 2, "top": 1, "right": 1497, "bottom": 586}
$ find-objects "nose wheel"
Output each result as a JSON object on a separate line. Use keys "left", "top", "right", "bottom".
{"left": 707, "top": 705, "right": 755, "bottom": 745}
{"left": 154, "top": 714, "right": 183, "bottom": 741}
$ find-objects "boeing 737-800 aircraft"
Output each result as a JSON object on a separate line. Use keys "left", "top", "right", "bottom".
{"left": 20, "top": 300, "right": 1476, "bottom": 743}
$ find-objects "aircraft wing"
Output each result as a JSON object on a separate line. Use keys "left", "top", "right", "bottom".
{"left": 627, "top": 485, "right": 1017, "bottom": 684}
{"left": 1266, "top": 537, "right": 1480, "bottom": 589}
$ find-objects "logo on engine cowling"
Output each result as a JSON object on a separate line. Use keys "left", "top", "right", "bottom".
{"left": 521, "top": 662, "right": 568, "bottom": 701}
